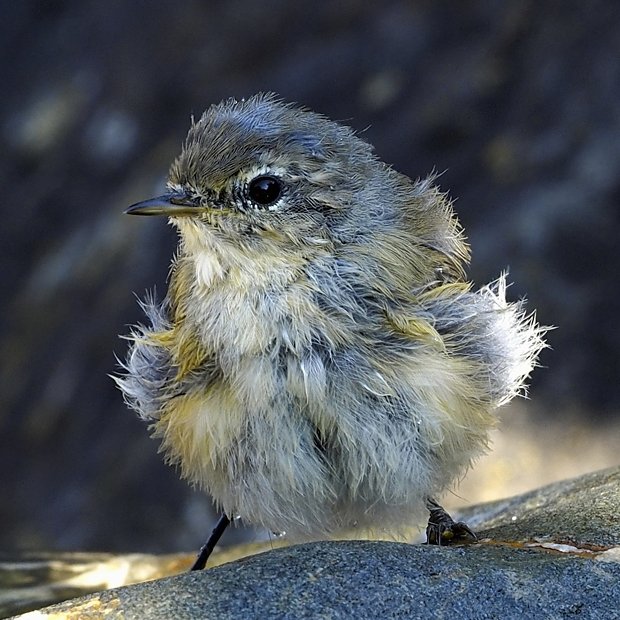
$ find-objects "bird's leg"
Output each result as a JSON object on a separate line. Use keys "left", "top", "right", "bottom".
{"left": 425, "top": 498, "right": 477, "bottom": 545}
{"left": 190, "top": 513, "right": 231, "bottom": 570}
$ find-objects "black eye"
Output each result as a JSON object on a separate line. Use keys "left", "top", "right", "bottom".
{"left": 248, "top": 175, "right": 282, "bottom": 206}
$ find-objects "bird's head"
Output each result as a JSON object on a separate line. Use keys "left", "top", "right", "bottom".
{"left": 127, "top": 93, "right": 468, "bottom": 287}
{"left": 126, "top": 93, "right": 383, "bottom": 254}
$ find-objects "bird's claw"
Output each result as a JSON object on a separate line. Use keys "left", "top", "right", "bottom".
{"left": 425, "top": 499, "right": 477, "bottom": 545}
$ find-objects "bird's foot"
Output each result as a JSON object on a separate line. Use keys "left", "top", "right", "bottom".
{"left": 425, "top": 498, "right": 477, "bottom": 545}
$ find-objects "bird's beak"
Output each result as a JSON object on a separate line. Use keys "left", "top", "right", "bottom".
{"left": 125, "top": 193, "right": 201, "bottom": 216}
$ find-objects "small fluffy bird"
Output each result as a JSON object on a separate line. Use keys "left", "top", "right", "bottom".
{"left": 118, "top": 94, "right": 545, "bottom": 568}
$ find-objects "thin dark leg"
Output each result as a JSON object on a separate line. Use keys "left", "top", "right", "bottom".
{"left": 190, "top": 513, "right": 231, "bottom": 571}
{"left": 425, "top": 498, "right": 477, "bottom": 545}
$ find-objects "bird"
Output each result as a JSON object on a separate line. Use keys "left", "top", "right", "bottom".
{"left": 117, "top": 93, "right": 546, "bottom": 569}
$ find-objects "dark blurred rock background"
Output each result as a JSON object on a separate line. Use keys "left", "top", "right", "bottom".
{"left": 1, "top": 1, "right": 619, "bottom": 554}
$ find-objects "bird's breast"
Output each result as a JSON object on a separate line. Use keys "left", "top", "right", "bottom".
{"left": 175, "top": 242, "right": 356, "bottom": 361}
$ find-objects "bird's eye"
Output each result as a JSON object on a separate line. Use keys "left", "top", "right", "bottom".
{"left": 247, "top": 175, "right": 282, "bottom": 206}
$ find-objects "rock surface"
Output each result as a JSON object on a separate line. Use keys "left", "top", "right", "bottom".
{"left": 463, "top": 465, "right": 620, "bottom": 549}
{"left": 15, "top": 542, "right": 620, "bottom": 620}
{"left": 9, "top": 467, "right": 620, "bottom": 619}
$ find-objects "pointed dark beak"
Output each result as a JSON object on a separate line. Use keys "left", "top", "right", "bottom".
{"left": 125, "top": 193, "right": 201, "bottom": 216}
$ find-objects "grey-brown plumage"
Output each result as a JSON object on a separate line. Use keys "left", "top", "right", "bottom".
{"left": 117, "top": 93, "right": 545, "bottom": 545}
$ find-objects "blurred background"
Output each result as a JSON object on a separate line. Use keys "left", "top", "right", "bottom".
{"left": 1, "top": 0, "right": 619, "bottom": 555}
